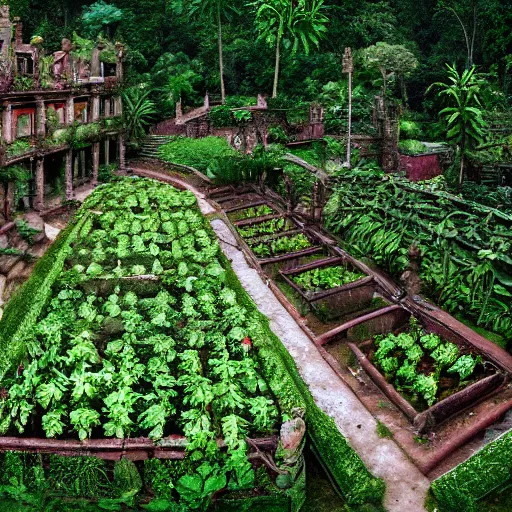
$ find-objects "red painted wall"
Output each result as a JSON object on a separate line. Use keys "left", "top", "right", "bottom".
{"left": 399, "top": 153, "right": 442, "bottom": 182}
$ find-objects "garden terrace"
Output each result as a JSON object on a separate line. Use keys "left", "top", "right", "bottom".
{"left": 0, "top": 178, "right": 309, "bottom": 510}
{"left": 207, "top": 182, "right": 512, "bottom": 480}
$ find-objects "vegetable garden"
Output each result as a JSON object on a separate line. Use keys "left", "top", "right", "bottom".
{"left": 0, "top": 178, "right": 311, "bottom": 511}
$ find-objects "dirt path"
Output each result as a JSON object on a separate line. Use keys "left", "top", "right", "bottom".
{"left": 129, "top": 165, "right": 431, "bottom": 511}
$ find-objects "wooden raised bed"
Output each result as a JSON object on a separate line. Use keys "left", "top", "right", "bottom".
{"left": 279, "top": 256, "right": 378, "bottom": 318}
{"left": 339, "top": 308, "right": 511, "bottom": 432}
{"left": 245, "top": 229, "right": 324, "bottom": 266}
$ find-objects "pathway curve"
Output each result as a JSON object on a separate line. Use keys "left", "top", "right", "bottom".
{"left": 129, "top": 165, "right": 431, "bottom": 511}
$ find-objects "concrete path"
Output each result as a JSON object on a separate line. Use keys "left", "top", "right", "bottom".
{"left": 211, "top": 218, "right": 430, "bottom": 512}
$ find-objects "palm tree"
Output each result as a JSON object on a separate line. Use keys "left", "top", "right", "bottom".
{"left": 188, "top": 0, "right": 238, "bottom": 104}
{"left": 253, "top": 0, "right": 329, "bottom": 98}
{"left": 428, "top": 64, "right": 486, "bottom": 190}
{"left": 122, "top": 86, "right": 157, "bottom": 142}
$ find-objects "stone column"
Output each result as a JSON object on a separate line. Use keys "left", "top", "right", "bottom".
{"left": 104, "top": 98, "right": 111, "bottom": 118}
{"left": 92, "top": 94, "right": 100, "bottom": 122}
{"left": 114, "top": 96, "right": 122, "bottom": 117}
{"left": 34, "top": 158, "right": 45, "bottom": 211}
{"left": 5, "top": 181, "right": 15, "bottom": 220}
{"left": 65, "top": 150, "right": 74, "bottom": 200}
{"left": 36, "top": 97, "right": 46, "bottom": 139}
{"left": 2, "top": 104, "right": 13, "bottom": 144}
{"left": 92, "top": 142, "right": 100, "bottom": 186}
{"left": 119, "top": 136, "right": 126, "bottom": 172}
{"left": 65, "top": 96, "right": 74, "bottom": 126}
{"left": 104, "top": 139, "right": 110, "bottom": 166}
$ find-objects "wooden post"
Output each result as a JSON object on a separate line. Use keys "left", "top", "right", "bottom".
{"left": 91, "top": 94, "right": 100, "bottom": 122}
{"left": 34, "top": 158, "right": 45, "bottom": 211}
{"left": 65, "top": 150, "right": 74, "bottom": 200}
{"left": 342, "top": 48, "right": 354, "bottom": 168}
{"left": 104, "top": 98, "right": 111, "bottom": 119}
{"left": 92, "top": 142, "right": 100, "bottom": 186}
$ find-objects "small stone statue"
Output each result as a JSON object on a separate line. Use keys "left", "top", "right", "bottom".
{"left": 53, "top": 38, "right": 73, "bottom": 86}
{"left": 400, "top": 244, "right": 422, "bottom": 297}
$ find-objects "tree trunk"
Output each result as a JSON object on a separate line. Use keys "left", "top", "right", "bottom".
{"left": 272, "top": 35, "right": 281, "bottom": 99}
{"left": 217, "top": 3, "right": 226, "bottom": 104}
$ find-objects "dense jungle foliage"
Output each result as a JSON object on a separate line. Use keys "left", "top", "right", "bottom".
{"left": 5, "top": 0, "right": 511, "bottom": 119}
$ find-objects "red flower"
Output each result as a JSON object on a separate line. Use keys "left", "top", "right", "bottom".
{"left": 242, "top": 337, "right": 252, "bottom": 353}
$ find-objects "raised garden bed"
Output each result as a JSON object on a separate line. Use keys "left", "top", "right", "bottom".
{"left": 279, "top": 256, "right": 377, "bottom": 320}
{"left": 235, "top": 215, "right": 297, "bottom": 239}
{"left": 0, "top": 179, "right": 306, "bottom": 511}
{"left": 246, "top": 230, "right": 321, "bottom": 264}
{"left": 228, "top": 204, "right": 278, "bottom": 222}
{"left": 346, "top": 313, "right": 509, "bottom": 432}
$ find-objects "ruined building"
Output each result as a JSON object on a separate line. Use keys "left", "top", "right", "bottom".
{"left": 0, "top": 6, "right": 125, "bottom": 221}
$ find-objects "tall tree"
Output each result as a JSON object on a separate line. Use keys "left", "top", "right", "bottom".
{"left": 188, "top": 0, "right": 239, "bottom": 104}
{"left": 253, "top": 0, "right": 329, "bottom": 98}
{"left": 428, "top": 64, "right": 487, "bottom": 190}
{"left": 361, "top": 42, "right": 418, "bottom": 101}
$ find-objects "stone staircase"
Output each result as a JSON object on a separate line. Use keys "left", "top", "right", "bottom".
{"left": 138, "top": 135, "right": 175, "bottom": 159}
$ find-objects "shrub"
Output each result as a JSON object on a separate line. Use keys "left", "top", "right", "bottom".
{"left": 398, "top": 139, "right": 427, "bottom": 155}
{"left": 400, "top": 119, "right": 422, "bottom": 139}
{"left": 158, "top": 136, "right": 236, "bottom": 172}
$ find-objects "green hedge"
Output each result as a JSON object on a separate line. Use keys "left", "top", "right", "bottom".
{"left": 430, "top": 430, "right": 512, "bottom": 512}
{"left": 219, "top": 238, "right": 385, "bottom": 506}
{"left": 0, "top": 213, "right": 90, "bottom": 379}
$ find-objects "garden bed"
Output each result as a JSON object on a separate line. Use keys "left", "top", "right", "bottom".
{"left": 347, "top": 314, "right": 508, "bottom": 432}
{"left": 279, "top": 256, "right": 376, "bottom": 319}
{"left": 0, "top": 178, "right": 307, "bottom": 510}
{"left": 227, "top": 204, "right": 279, "bottom": 222}
{"left": 235, "top": 215, "right": 298, "bottom": 239}
{"left": 245, "top": 229, "right": 321, "bottom": 264}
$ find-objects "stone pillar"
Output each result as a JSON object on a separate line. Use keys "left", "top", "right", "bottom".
{"left": 92, "top": 94, "right": 100, "bottom": 122}
{"left": 92, "top": 142, "right": 100, "bottom": 186}
{"left": 5, "top": 181, "right": 15, "bottom": 219}
{"left": 115, "top": 42, "right": 124, "bottom": 83}
{"left": 104, "top": 139, "right": 110, "bottom": 166}
{"left": 119, "top": 136, "right": 126, "bottom": 172}
{"left": 34, "top": 158, "right": 45, "bottom": 211}
{"left": 176, "top": 100, "right": 183, "bottom": 124}
{"left": 65, "top": 96, "right": 74, "bottom": 126}
{"left": 2, "top": 104, "right": 13, "bottom": 144}
{"left": 36, "top": 97, "right": 46, "bottom": 139}
{"left": 204, "top": 93, "right": 210, "bottom": 109}
{"left": 114, "top": 96, "right": 122, "bottom": 117}
{"left": 104, "top": 98, "right": 111, "bottom": 118}
{"left": 65, "top": 150, "right": 74, "bottom": 200}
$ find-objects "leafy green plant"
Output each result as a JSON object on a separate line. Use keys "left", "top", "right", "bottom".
{"left": 249, "top": 233, "right": 313, "bottom": 257}
{"left": 6, "top": 139, "right": 32, "bottom": 158}
{"left": 398, "top": 139, "right": 427, "bottom": 155}
{"left": 122, "top": 87, "right": 157, "bottom": 142}
{"left": 236, "top": 218, "right": 292, "bottom": 238}
{"left": 371, "top": 317, "right": 483, "bottom": 408}
{"left": 15, "top": 220, "right": 41, "bottom": 245}
{"left": 228, "top": 205, "right": 275, "bottom": 222}
{"left": 292, "top": 265, "right": 365, "bottom": 292}
{"left": 428, "top": 64, "right": 487, "bottom": 189}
